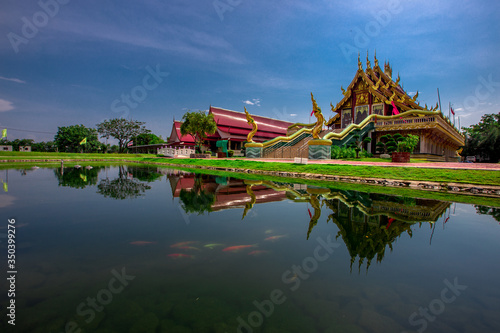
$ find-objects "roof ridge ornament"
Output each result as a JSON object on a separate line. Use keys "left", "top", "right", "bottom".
{"left": 373, "top": 76, "right": 382, "bottom": 90}
{"left": 411, "top": 91, "right": 419, "bottom": 102}
{"left": 366, "top": 51, "right": 371, "bottom": 69}
{"left": 358, "top": 53, "right": 363, "bottom": 71}
{"left": 374, "top": 50, "right": 379, "bottom": 67}
{"left": 395, "top": 73, "right": 400, "bottom": 85}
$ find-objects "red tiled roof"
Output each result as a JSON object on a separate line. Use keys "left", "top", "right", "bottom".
{"left": 168, "top": 108, "right": 294, "bottom": 145}
{"left": 169, "top": 121, "right": 196, "bottom": 145}
{"left": 210, "top": 107, "right": 293, "bottom": 141}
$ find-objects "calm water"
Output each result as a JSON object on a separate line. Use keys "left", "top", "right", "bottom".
{"left": 0, "top": 165, "right": 499, "bottom": 333}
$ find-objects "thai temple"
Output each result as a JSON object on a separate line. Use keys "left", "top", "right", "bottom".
{"left": 323, "top": 53, "right": 465, "bottom": 160}
{"left": 144, "top": 53, "right": 465, "bottom": 160}
{"left": 166, "top": 106, "right": 293, "bottom": 154}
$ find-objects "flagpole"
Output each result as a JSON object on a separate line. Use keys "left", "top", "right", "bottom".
{"left": 437, "top": 88, "right": 443, "bottom": 114}
{"left": 448, "top": 102, "right": 451, "bottom": 120}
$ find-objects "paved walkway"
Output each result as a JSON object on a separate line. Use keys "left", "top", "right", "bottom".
{"left": 228, "top": 158, "right": 500, "bottom": 171}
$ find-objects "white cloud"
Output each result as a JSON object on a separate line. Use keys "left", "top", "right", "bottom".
{"left": 243, "top": 98, "right": 261, "bottom": 106}
{"left": 0, "top": 76, "right": 25, "bottom": 84}
{"left": 0, "top": 99, "right": 14, "bottom": 112}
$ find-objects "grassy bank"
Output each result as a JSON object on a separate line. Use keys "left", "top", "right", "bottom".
{"left": 0, "top": 151, "right": 149, "bottom": 159}
{"left": 1, "top": 152, "right": 499, "bottom": 186}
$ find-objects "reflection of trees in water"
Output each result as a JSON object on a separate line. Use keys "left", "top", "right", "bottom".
{"left": 96, "top": 166, "right": 153, "bottom": 199}
{"left": 179, "top": 174, "right": 215, "bottom": 215}
{"left": 54, "top": 167, "right": 101, "bottom": 189}
{"left": 474, "top": 205, "right": 500, "bottom": 222}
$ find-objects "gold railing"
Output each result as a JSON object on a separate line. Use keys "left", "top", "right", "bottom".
{"left": 374, "top": 114, "right": 464, "bottom": 144}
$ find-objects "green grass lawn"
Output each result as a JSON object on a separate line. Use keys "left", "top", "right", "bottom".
{"left": 1, "top": 152, "right": 499, "bottom": 186}
{"left": 0, "top": 151, "right": 150, "bottom": 159}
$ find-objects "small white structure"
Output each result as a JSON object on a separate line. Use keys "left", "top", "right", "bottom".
{"left": 0, "top": 145, "right": 13, "bottom": 151}
{"left": 294, "top": 157, "right": 308, "bottom": 165}
{"left": 157, "top": 146, "right": 195, "bottom": 158}
{"left": 19, "top": 146, "right": 31, "bottom": 152}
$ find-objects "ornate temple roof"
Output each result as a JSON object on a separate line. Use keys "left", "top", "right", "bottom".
{"left": 326, "top": 52, "right": 435, "bottom": 126}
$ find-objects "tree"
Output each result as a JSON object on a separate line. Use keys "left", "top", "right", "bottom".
{"left": 54, "top": 125, "right": 100, "bottom": 152}
{"left": 396, "top": 134, "right": 420, "bottom": 153}
{"left": 132, "top": 133, "right": 165, "bottom": 146}
{"left": 180, "top": 111, "right": 217, "bottom": 153}
{"left": 375, "top": 133, "right": 403, "bottom": 155}
{"left": 461, "top": 113, "right": 500, "bottom": 162}
{"left": 348, "top": 130, "right": 372, "bottom": 158}
{"left": 31, "top": 141, "right": 57, "bottom": 152}
{"left": 3, "top": 138, "right": 34, "bottom": 151}
{"left": 96, "top": 118, "right": 150, "bottom": 153}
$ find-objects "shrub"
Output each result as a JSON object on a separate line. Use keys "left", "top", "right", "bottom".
{"left": 331, "top": 145, "right": 357, "bottom": 159}
{"left": 397, "top": 134, "right": 419, "bottom": 153}
{"left": 228, "top": 150, "right": 234, "bottom": 157}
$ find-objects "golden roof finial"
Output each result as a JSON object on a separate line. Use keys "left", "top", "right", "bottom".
{"left": 411, "top": 91, "right": 419, "bottom": 102}
{"left": 374, "top": 50, "right": 379, "bottom": 67}
{"left": 341, "top": 86, "right": 346, "bottom": 95}
{"left": 366, "top": 51, "right": 371, "bottom": 69}
{"left": 384, "top": 61, "right": 392, "bottom": 78}
{"left": 358, "top": 53, "right": 363, "bottom": 71}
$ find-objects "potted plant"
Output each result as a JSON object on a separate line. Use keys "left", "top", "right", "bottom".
{"left": 392, "top": 134, "right": 419, "bottom": 163}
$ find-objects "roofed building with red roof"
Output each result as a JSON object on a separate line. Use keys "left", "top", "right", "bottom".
{"left": 166, "top": 107, "right": 294, "bottom": 154}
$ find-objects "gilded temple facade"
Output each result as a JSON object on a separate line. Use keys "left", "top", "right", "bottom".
{"left": 326, "top": 54, "right": 465, "bottom": 160}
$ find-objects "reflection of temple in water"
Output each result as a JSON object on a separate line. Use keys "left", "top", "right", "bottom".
{"left": 166, "top": 172, "right": 287, "bottom": 213}
{"left": 323, "top": 192, "right": 451, "bottom": 272}
{"left": 167, "top": 171, "right": 451, "bottom": 272}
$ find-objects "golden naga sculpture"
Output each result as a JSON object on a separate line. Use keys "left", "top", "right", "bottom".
{"left": 242, "top": 184, "right": 257, "bottom": 220}
{"left": 244, "top": 107, "right": 258, "bottom": 143}
{"left": 310, "top": 92, "right": 324, "bottom": 139}
{"left": 340, "top": 86, "right": 346, "bottom": 95}
{"left": 307, "top": 194, "right": 322, "bottom": 240}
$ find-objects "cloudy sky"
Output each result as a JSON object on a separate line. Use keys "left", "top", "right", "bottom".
{"left": 1, "top": 0, "right": 499, "bottom": 141}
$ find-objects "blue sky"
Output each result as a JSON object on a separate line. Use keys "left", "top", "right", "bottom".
{"left": 1, "top": 0, "right": 499, "bottom": 141}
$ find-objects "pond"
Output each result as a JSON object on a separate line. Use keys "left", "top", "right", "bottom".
{"left": 0, "top": 165, "right": 499, "bottom": 333}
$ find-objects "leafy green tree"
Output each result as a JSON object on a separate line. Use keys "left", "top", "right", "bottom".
{"left": 31, "top": 141, "right": 58, "bottom": 152}
{"left": 396, "top": 134, "right": 420, "bottom": 153}
{"left": 348, "top": 130, "right": 372, "bottom": 158}
{"left": 54, "top": 125, "right": 100, "bottom": 152}
{"left": 3, "top": 138, "right": 34, "bottom": 151}
{"left": 376, "top": 134, "right": 403, "bottom": 154}
{"left": 461, "top": 113, "right": 500, "bottom": 162}
{"left": 131, "top": 133, "right": 165, "bottom": 146}
{"left": 180, "top": 111, "right": 217, "bottom": 153}
{"left": 96, "top": 118, "right": 150, "bottom": 153}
